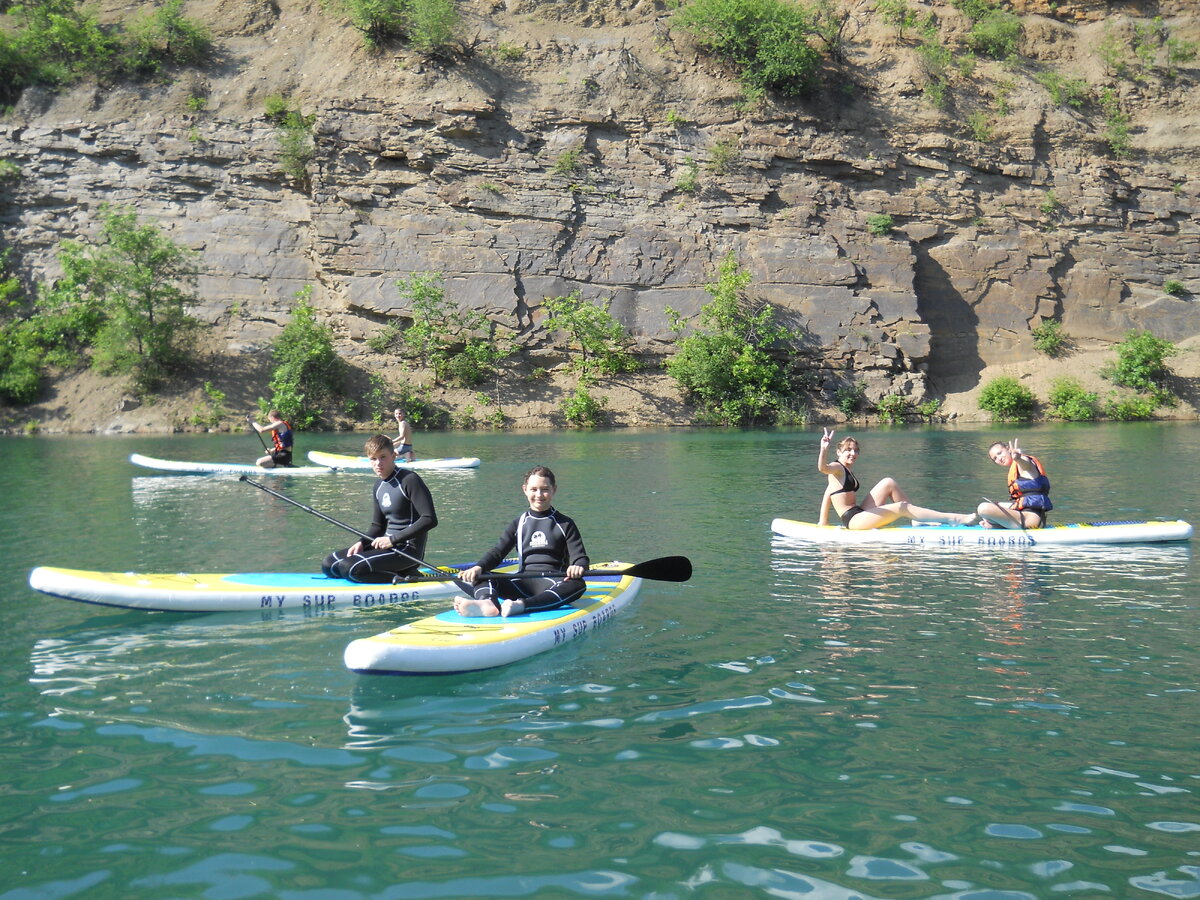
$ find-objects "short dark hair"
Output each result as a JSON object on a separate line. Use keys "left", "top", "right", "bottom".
{"left": 523, "top": 465, "right": 556, "bottom": 487}
{"left": 364, "top": 434, "right": 396, "bottom": 457}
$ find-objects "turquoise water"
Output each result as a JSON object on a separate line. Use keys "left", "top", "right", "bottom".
{"left": 2, "top": 424, "right": 1197, "bottom": 899}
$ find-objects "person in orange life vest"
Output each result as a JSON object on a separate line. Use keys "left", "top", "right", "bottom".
{"left": 976, "top": 438, "right": 1052, "bottom": 529}
{"left": 818, "top": 428, "right": 978, "bottom": 529}
{"left": 250, "top": 410, "right": 294, "bottom": 468}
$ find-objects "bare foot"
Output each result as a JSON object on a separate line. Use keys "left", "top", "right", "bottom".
{"left": 500, "top": 598, "right": 525, "bottom": 618}
{"left": 960, "top": 513, "right": 982, "bottom": 526}
{"left": 453, "top": 596, "right": 498, "bottom": 617}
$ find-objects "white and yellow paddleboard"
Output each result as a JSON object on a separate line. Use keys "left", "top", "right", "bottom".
{"left": 344, "top": 563, "right": 642, "bottom": 675}
{"left": 28, "top": 567, "right": 469, "bottom": 613}
{"left": 307, "top": 451, "right": 481, "bottom": 471}
{"left": 130, "top": 453, "right": 336, "bottom": 476}
{"left": 771, "top": 517, "right": 1193, "bottom": 547}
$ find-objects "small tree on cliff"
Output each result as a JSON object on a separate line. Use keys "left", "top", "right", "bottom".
{"left": 54, "top": 206, "right": 200, "bottom": 393}
{"left": 263, "top": 286, "right": 345, "bottom": 429}
{"left": 666, "top": 253, "right": 793, "bottom": 425}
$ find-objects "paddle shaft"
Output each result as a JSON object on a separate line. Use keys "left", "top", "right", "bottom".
{"left": 246, "top": 415, "right": 271, "bottom": 455}
{"left": 402, "top": 555, "right": 692, "bottom": 584}
{"left": 238, "top": 476, "right": 449, "bottom": 573}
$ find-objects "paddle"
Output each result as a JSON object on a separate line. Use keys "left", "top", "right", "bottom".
{"left": 398, "top": 555, "right": 693, "bottom": 584}
{"left": 238, "top": 476, "right": 455, "bottom": 576}
{"left": 245, "top": 414, "right": 271, "bottom": 456}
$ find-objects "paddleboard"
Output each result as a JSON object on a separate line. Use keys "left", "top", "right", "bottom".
{"left": 344, "top": 562, "right": 643, "bottom": 675}
{"left": 27, "top": 566, "right": 478, "bottom": 612}
{"left": 770, "top": 517, "right": 1193, "bottom": 547}
{"left": 129, "top": 453, "right": 335, "bottom": 476}
{"left": 307, "top": 450, "right": 481, "bottom": 471}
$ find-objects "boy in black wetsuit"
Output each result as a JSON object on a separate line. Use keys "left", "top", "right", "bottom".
{"left": 321, "top": 434, "right": 438, "bottom": 583}
{"left": 453, "top": 465, "right": 588, "bottom": 618}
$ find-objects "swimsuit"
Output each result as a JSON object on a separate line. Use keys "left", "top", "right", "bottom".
{"left": 840, "top": 504, "right": 866, "bottom": 527}
{"left": 830, "top": 462, "right": 859, "bottom": 496}
{"left": 832, "top": 462, "right": 863, "bottom": 527}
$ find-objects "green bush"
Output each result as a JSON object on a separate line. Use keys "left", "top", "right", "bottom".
{"left": 676, "top": 158, "right": 700, "bottom": 194}
{"left": 1099, "top": 88, "right": 1132, "bottom": 159}
{"left": 915, "top": 397, "right": 942, "bottom": 420}
{"left": 59, "top": 207, "right": 200, "bottom": 393}
{"left": 875, "top": 0, "right": 919, "bottom": 37}
{"left": 264, "top": 287, "right": 345, "bottom": 428}
{"left": 834, "top": 381, "right": 865, "bottom": 416}
{"left": 978, "top": 376, "right": 1035, "bottom": 421}
{"left": 375, "top": 272, "right": 508, "bottom": 387}
{"left": 1163, "top": 279, "right": 1186, "bottom": 296}
{"left": 867, "top": 213, "right": 895, "bottom": 235}
{"left": 406, "top": 0, "right": 458, "bottom": 53}
{"left": 1034, "top": 69, "right": 1088, "bottom": 108}
{"left": 1101, "top": 328, "right": 1177, "bottom": 406}
{"left": 560, "top": 383, "right": 608, "bottom": 428}
{"left": 666, "top": 252, "right": 793, "bottom": 425}
{"left": 1031, "top": 319, "right": 1068, "bottom": 357}
{"left": 120, "top": 0, "right": 211, "bottom": 76}
{"left": 1046, "top": 377, "right": 1099, "bottom": 421}
{"left": 265, "top": 97, "right": 316, "bottom": 187}
{"left": 673, "top": 0, "right": 824, "bottom": 97}
{"left": 875, "top": 393, "right": 908, "bottom": 423}
{"left": 542, "top": 291, "right": 639, "bottom": 380}
{"left": 969, "top": 9, "right": 1021, "bottom": 60}
{"left": 337, "top": 0, "right": 459, "bottom": 51}
{"left": 0, "top": 0, "right": 210, "bottom": 106}
{"left": 1105, "top": 393, "right": 1158, "bottom": 421}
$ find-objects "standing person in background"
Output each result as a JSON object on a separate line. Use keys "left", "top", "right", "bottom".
{"left": 453, "top": 465, "right": 588, "bottom": 618}
{"left": 976, "top": 438, "right": 1052, "bottom": 529}
{"left": 818, "top": 428, "right": 978, "bottom": 529}
{"left": 392, "top": 406, "right": 416, "bottom": 462}
{"left": 322, "top": 434, "right": 438, "bottom": 583}
{"left": 249, "top": 411, "right": 293, "bottom": 468}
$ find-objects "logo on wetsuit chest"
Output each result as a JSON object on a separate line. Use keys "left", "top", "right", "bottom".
{"left": 530, "top": 529, "right": 548, "bottom": 548}
{"left": 381, "top": 493, "right": 392, "bottom": 509}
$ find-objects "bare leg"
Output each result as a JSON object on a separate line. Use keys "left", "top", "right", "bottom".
{"left": 868, "top": 477, "right": 910, "bottom": 508}
{"left": 976, "top": 501, "right": 1040, "bottom": 529}
{"left": 847, "top": 501, "right": 978, "bottom": 530}
{"left": 256, "top": 454, "right": 276, "bottom": 468}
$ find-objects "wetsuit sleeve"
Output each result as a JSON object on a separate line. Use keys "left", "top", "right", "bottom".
{"left": 560, "top": 515, "right": 589, "bottom": 570}
{"left": 390, "top": 472, "right": 438, "bottom": 542}
{"left": 365, "top": 481, "right": 387, "bottom": 540}
{"left": 476, "top": 516, "right": 520, "bottom": 572}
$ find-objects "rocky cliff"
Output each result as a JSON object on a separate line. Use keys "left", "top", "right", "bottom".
{"left": 1, "top": 0, "right": 1198, "bottom": 432}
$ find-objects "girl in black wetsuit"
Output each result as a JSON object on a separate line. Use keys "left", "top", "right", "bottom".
{"left": 817, "top": 428, "right": 977, "bottom": 530}
{"left": 453, "top": 466, "right": 589, "bottom": 618}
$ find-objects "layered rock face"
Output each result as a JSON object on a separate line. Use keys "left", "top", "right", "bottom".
{"left": 0, "top": 0, "right": 1197, "bottom": 421}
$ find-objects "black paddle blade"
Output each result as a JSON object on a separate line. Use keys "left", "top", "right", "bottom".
{"left": 620, "top": 555, "right": 692, "bottom": 582}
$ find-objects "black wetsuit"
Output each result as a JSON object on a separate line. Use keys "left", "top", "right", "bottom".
{"left": 458, "top": 507, "right": 589, "bottom": 614}
{"left": 322, "top": 468, "right": 437, "bottom": 583}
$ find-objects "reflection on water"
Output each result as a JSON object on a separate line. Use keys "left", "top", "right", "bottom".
{"left": 5, "top": 427, "right": 1200, "bottom": 899}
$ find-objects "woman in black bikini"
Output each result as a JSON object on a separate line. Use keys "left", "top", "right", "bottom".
{"left": 818, "top": 428, "right": 978, "bottom": 530}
